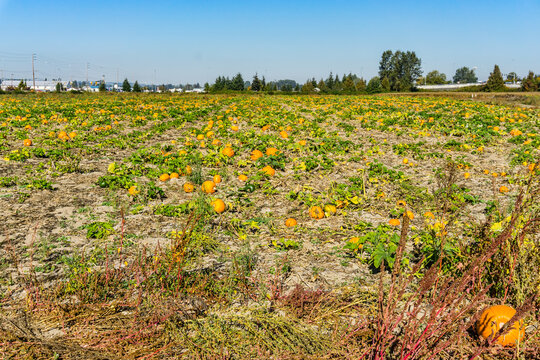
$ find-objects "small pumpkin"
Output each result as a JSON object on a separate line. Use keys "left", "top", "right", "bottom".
{"left": 389, "top": 218, "right": 400, "bottom": 226}
{"left": 170, "top": 172, "right": 180, "bottom": 179}
{"left": 261, "top": 165, "right": 275, "bottom": 176}
{"left": 266, "top": 147, "right": 279, "bottom": 156}
{"left": 476, "top": 305, "right": 524, "bottom": 347}
{"left": 183, "top": 183, "right": 195, "bottom": 193}
{"left": 222, "top": 147, "right": 235, "bottom": 157}
{"left": 251, "top": 150, "right": 263, "bottom": 161}
{"left": 211, "top": 198, "right": 226, "bottom": 213}
{"left": 238, "top": 174, "right": 248, "bottom": 182}
{"left": 285, "top": 218, "right": 297, "bottom": 227}
{"left": 159, "top": 173, "right": 170, "bottom": 182}
{"left": 201, "top": 180, "right": 216, "bottom": 194}
{"left": 23, "top": 139, "right": 32, "bottom": 146}
{"left": 213, "top": 174, "right": 222, "bottom": 184}
{"left": 309, "top": 206, "right": 324, "bottom": 220}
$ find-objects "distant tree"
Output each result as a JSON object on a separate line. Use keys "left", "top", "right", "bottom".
{"left": 378, "top": 50, "right": 422, "bottom": 91}
{"left": 317, "top": 79, "right": 327, "bottom": 93}
{"left": 366, "top": 76, "right": 382, "bottom": 94}
{"left": 325, "top": 72, "right": 335, "bottom": 90}
{"left": 56, "top": 82, "right": 64, "bottom": 92}
{"left": 381, "top": 77, "right": 390, "bottom": 92}
{"left": 453, "top": 67, "right": 478, "bottom": 84}
{"left": 230, "top": 73, "right": 244, "bottom": 91}
{"left": 426, "top": 70, "right": 447, "bottom": 84}
{"left": 379, "top": 50, "right": 393, "bottom": 82}
{"left": 251, "top": 73, "right": 261, "bottom": 91}
{"left": 133, "top": 81, "right": 141, "bottom": 92}
{"left": 99, "top": 81, "right": 106, "bottom": 92}
{"left": 261, "top": 76, "right": 266, "bottom": 91}
{"left": 71, "top": 80, "right": 79, "bottom": 89}
{"left": 355, "top": 78, "right": 367, "bottom": 93}
{"left": 485, "top": 65, "right": 505, "bottom": 91}
{"left": 506, "top": 72, "right": 519, "bottom": 83}
{"left": 204, "top": 82, "right": 210, "bottom": 92}
{"left": 17, "top": 80, "right": 28, "bottom": 91}
{"left": 122, "top": 78, "right": 131, "bottom": 92}
{"left": 342, "top": 74, "right": 356, "bottom": 93}
{"left": 521, "top": 71, "right": 538, "bottom": 92}
{"left": 302, "top": 80, "right": 316, "bottom": 93}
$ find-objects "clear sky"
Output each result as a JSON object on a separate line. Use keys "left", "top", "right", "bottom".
{"left": 0, "top": 0, "right": 539, "bottom": 85}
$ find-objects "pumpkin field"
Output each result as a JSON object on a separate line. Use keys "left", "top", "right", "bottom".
{"left": 0, "top": 93, "right": 539, "bottom": 359}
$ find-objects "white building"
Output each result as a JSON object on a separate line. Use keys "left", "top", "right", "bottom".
{"left": 0, "top": 79, "right": 69, "bottom": 92}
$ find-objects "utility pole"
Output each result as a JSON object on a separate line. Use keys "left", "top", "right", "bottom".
{"left": 86, "top": 63, "right": 89, "bottom": 88}
{"left": 32, "top": 53, "right": 36, "bottom": 91}
{"left": 116, "top": 68, "right": 119, "bottom": 90}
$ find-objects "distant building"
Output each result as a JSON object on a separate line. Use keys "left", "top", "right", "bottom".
{"left": 0, "top": 79, "right": 69, "bottom": 92}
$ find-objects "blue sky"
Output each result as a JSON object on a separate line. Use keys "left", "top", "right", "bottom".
{"left": 0, "top": 0, "right": 539, "bottom": 84}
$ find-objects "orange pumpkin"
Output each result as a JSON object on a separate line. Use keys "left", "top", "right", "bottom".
{"left": 23, "top": 139, "right": 32, "bottom": 146}
{"left": 309, "top": 206, "right": 324, "bottom": 220}
{"left": 389, "top": 219, "right": 401, "bottom": 226}
{"left": 266, "top": 147, "right": 279, "bottom": 156}
{"left": 183, "top": 183, "right": 194, "bottom": 193}
{"left": 170, "top": 172, "right": 180, "bottom": 179}
{"left": 285, "top": 218, "right": 297, "bottom": 227}
{"left": 222, "top": 147, "right": 235, "bottom": 157}
{"left": 159, "top": 173, "right": 170, "bottom": 182}
{"left": 499, "top": 186, "right": 509, "bottom": 193}
{"left": 201, "top": 180, "right": 216, "bottom": 194}
{"left": 58, "top": 131, "right": 69, "bottom": 140}
{"left": 213, "top": 175, "right": 222, "bottom": 184}
{"left": 261, "top": 165, "right": 275, "bottom": 176}
{"left": 477, "top": 305, "right": 525, "bottom": 346}
{"left": 211, "top": 198, "right": 226, "bottom": 213}
{"left": 238, "top": 174, "right": 248, "bottom": 182}
{"left": 251, "top": 150, "right": 263, "bottom": 161}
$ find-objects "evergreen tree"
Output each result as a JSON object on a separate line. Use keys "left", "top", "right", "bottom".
{"left": 231, "top": 73, "right": 244, "bottom": 91}
{"left": 133, "top": 81, "right": 141, "bottom": 92}
{"left": 122, "top": 78, "right": 131, "bottom": 92}
{"left": 99, "top": 81, "right": 106, "bottom": 92}
{"left": 325, "top": 72, "right": 335, "bottom": 90}
{"left": 355, "top": 78, "right": 367, "bottom": 93}
{"left": 251, "top": 73, "right": 261, "bottom": 91}
{"left": 56, "top": 82, "right": 64, "bottom": 92}
{"left": 17, "top": 80, "right": 28, "bottom": 91}
{"left": 485, "top": 65, "right": 505, "bottom": 91}
{"left": 521, "top": 71, "right": 538, "bottom": 92}
{"left": 261, "top": 76, "right": 266, "bottom": 91}
{"left": 317, "top": 79, "right": 327, "bottom": 92}
{"left": 342, "top": 74, "right": 356, "bottom": 93}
